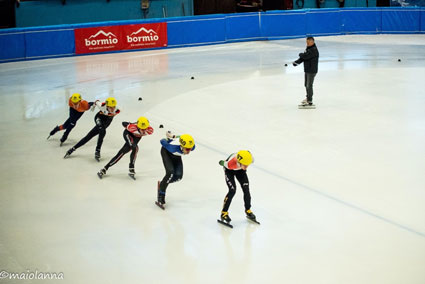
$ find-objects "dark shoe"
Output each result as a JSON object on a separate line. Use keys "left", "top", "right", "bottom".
{"left": 95, "top": 151, "right": 101, "bottom": 162}
{"left": 157, "top": 181, "right": 166, "bottom": 204}
{"left": 50, "top": 126, "right": 60, "bottom": 136}
{"left": 128, "top": 168, "right": 136, "bottom": 180}
{"left": 221, "top": 211, "right": 231, "bottom": 223}
{"left": 47, "top": 126, "right": 60, "bottom": 139}
{"left": 157, "top": 189, "right": 166, "bottom": 204}
{"left": 64, "top": 147, "right": 75, "bottom": 158}
{"left": 245, "top": 209, "right": 256, "bottom": 220}
{"left": 97, "top": 168, "right": 106, "bottom": 179}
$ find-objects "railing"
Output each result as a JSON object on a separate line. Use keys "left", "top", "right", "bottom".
{"left": 1, "top": 7, "right": 424, "bottom": 63}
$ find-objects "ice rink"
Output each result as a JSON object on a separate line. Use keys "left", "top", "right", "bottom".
{"left": 0, "top": 34, "right": 424, "bottom": 284}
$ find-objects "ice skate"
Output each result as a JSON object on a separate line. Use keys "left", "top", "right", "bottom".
{"left": 95, "top": 150, "right": 101, "bottom": 162}
{"left": 246, "top": 209, "right": 260, "bottom": 224}
{"left": 156, "top": 182, "right": 166, "bottom": 209}
{"left": 156, "top": 181, "right": 166, "bottom": 204}
{"left": 97, "top": 168, "right": 106, "bottom": 179}
{"left": 64, "top": 147, "right": 75, "bottom": 158}
{"left": 298, "top": 100, "right": 316, "bottom": 109}
{"left": 155, "top": 193, "right": 166, "bottom": 210}
{"left": 217, "top": 211, "right": 233, "bottom": 228}
{"left": 59, "top": 135, "right": 67, "bottom": 147}
{"left": 47, "top": 126, "right": 60, "bottom": 140}
{"left": 128, "top": 168, "right": 136, "bottom": 180}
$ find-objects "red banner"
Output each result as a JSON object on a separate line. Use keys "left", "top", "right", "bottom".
{"left": 123, "top": 23, "right": 167, "bottom": 50}
{"left": 74, "top": 23, "right": 167, "bottom": 55}
{"left": 75, "top": 26, "right": 122, "bottom": 54}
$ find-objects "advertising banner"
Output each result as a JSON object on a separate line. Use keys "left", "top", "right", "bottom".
{"left": 74, "top": 23, "right": 167, "bottom": 54}
{"left": 74, "top": 25, "right": 123, "bottom": 54}
{"left": 123, "top": 23, "right": 167, "bottom": 50}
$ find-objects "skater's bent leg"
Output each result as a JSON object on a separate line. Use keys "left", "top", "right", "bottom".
{"left": 104, "top": 144, "right": 131, "bottom": 170}
{"left": 222, "top": 169, "right": 237, "bottom": 212}
{"left": 129, "top": 145, "right": 138, "bottom": 169}
{"left": 62, "top": 118, "right": 73, "bottom": 130}
{"left": 236, "top": 171, "right": 251, "bottom": 211}
{"left": 73, "top": 126, "right": 99, "bottom": 149}
{"left": 159, "top": 147, "right": 175, "bottom": 194}
{"left": 169, "top": 159, "right": 183, "bottom": 183}
{"left": 61, "top": 121, "right": 76, "bottom": 142}
{"left": 96, "top": 128, "right": 106, "bottom": 153}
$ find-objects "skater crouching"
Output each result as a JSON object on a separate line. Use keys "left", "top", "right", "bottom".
{"left": 156, "top": 131, "right": 195, "bottom": 209}
{"left": 219, "top": 150, "right": 257, "bottom": 225}
{"left": 97, "top": 117, "right": 154, "bottom": 180}
{"left": 48, "top": 93, "right": 94, "bottom": 146}
{"left": 64, "top": 97, "right": 120, "bottom": 161}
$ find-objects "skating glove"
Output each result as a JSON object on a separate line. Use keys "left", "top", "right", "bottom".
{"left": 122, "top": 122, "right": 129, "bottom": 127}
{"left": 219, "top": 160, "right": 225, "bottom": 166}
{"left": 91, "top": 100, "right": 100, "bottom": 112}
{"left": 95, "top": 117, "right": 103, "bottom": 129}
{"left": 292, "top": 62, "right": 298, "bottom": 67}
{"left": 166, "top": 131, "right": 175, "bottom": 139}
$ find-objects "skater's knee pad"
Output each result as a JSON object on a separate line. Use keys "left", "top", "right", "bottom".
{"left": 227, "top": 188, "right": 236, "bottom": 197}
{"left": 173, "top": 174, "right": 183, "bottom": 182}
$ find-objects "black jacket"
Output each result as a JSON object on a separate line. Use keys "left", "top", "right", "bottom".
{"left": 295, "top": 44, "right": 319, "bottom": 73}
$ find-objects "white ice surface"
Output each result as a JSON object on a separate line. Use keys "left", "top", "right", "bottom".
{"left": 0, "top": 35, "right": 424, "bottom": 284}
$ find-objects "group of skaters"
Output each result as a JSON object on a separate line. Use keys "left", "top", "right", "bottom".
{"left": 47, "top": 94, "right": 256, "bottom": 226}
{"left": 47, "top": 37, "right": 319, "bottom": 227}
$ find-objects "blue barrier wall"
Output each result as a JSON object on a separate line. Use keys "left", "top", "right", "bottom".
{"left": 1, "top": 8, "right": 424, "bottom": 63}
{"left": 293, "top": 0, "right": 377, "bottom": 9}
{"left": 16, "top": 0, "right": 193, "bottom": 27}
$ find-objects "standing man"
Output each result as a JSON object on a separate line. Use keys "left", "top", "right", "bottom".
{"left": 293, "top": 36, "right": 319, "bottom": 108}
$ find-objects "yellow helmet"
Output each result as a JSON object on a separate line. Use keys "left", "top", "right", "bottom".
{"left": 105, "top": 97, "right": 117, "bottom": 107}
{"left": 71, "top": 93, "right": 82, "bottom": 104}
{"left": 137, "top": 116, "right": 149, "bottom": 130}
{"left": 179, "top": 134, "right": 195, "bottom": 149}
{"left": 237, "top": 150, "right": 253, "bottom": 166}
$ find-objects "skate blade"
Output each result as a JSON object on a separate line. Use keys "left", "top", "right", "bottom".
{"left": 128, "top": 174, "right": 136, "bottom": 180}
{"left": 95, "top": 157, "right": 100, "bottom": 162}
{"left": 217, "top": 219, "right": 233, "bottom": 228}
{"left": 46, "top": 135, "right": 51, "bottom": 140}
{"left": 298, "top": 104, "right": 316, "bottom": 109}
{"left": 97, "top": 173, "right": 103, "bottom": 179}
{"left": 247, "top": 217, "right": 260, "bottom": 225}
{"left": 155, "top": 201, "right": 165, "bottom": 210}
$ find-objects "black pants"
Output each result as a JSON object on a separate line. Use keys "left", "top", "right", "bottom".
{"left": 304, "top": 72, "right": 317, "bottom": 102}
{"left": 222, "top": 168, "right": 251, "bottom": 212}
{"left": 60, "top": 108, "right": 84, "bottom": 142}
{"left": 159, "top": 147, "right": 183, "bottom": 196}
{"left": 73, "top": 113, "right": 112, "bottom": 152}
{"left": 104, "top": 131, "right": 140, "bottom": 171}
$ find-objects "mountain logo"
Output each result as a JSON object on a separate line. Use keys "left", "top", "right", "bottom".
{"left": 130, "top": 27, "right": 157, "bottom": 36}
{"left": 85, "top": 30, "right": 118, "bottom": 47}
{"left": 127, "top": 26, "right": 160, "bottom": 43}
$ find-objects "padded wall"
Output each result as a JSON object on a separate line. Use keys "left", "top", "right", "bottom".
{"left": 1, "top": 8, "right": 424, "bottom": 63}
